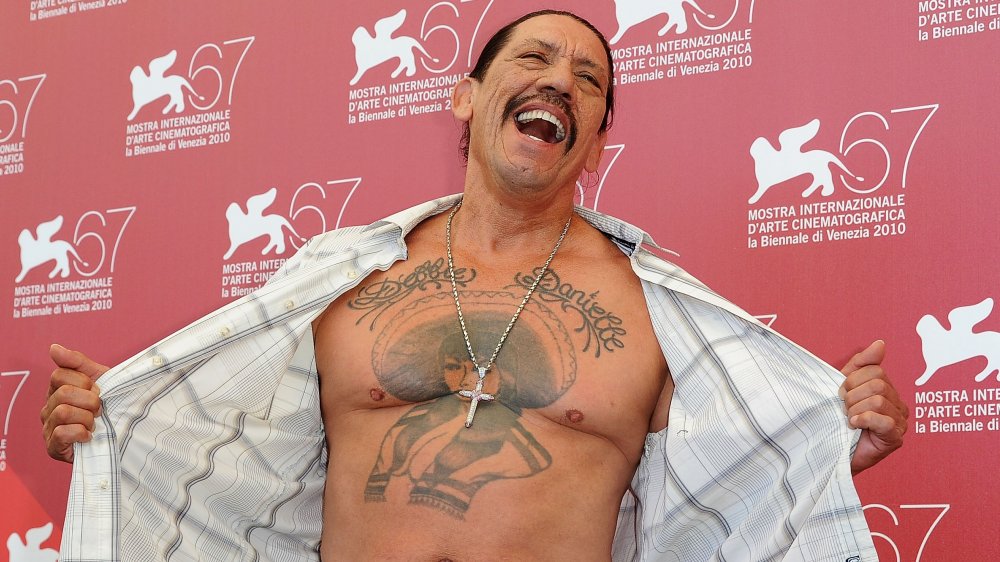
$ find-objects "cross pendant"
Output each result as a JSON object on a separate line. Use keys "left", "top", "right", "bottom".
{"left": 458, "top": 367, "right": 495, "bottom": 428}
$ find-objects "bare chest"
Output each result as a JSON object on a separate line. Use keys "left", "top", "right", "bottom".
{"left": 320, "top": 254, "right": 660, "bottom": 428}
{"left": 312, "top": 238, "right": 667, "bottom": 526}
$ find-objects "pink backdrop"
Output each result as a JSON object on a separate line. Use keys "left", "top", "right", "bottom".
{"left": 3, "top": 1, "right": 999, "bottom": 559}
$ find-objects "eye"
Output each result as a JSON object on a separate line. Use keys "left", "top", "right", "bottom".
{"left": 522, "top": 52, "right": 547, "bottom": 63}
{"left": 578, "top": 73, "right": 600, "bottom": 87}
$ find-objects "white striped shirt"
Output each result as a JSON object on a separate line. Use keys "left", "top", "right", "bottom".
{"left": 61, "top": 195, "right": 875, "bottom": 561}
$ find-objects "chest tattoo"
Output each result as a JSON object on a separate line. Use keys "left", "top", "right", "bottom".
{"left": 513, "top": 268, "right": 627, "bottom": 357}
{"left": 347, "top": 261, "right": 628, "bottom": 519}
{"left": 348, "top": 258, "right": 475, "bottom": 329}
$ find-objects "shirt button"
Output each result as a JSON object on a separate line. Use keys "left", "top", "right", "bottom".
{"left": 284, "top": 299, "right": 295, "bottom": 310}
{"left": 152, "top": 355, "right": 164, "bottom": 367}
{"left": 218, "top": 326, "right": 231, "bottom": 338}
{"left": 346, "top": 269, "right": 358, "bottom": 280}
{"left": 99, "top": 479, "right": 109, "bottom": 490}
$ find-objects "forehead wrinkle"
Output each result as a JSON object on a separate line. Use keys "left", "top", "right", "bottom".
{"left": 511, "top": 38, "right": 557, "bottom": 55}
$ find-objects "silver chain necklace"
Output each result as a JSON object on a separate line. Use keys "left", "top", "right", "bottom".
{"left": 445, "top": 202, "right": 572, "bottom": 428}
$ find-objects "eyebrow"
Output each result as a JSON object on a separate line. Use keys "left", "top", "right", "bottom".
{"left": 515, "top": 38, "right": 606, "bottom": 75}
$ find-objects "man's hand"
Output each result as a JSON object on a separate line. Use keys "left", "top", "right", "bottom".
{"left": 839, "top": 340, "right": 909, "bottom": 475}
{"left": 40, "top": 344, "right": 109, "bottom": 463}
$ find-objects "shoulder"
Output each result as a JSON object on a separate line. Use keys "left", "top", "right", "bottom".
{"left": 302, "top": 195, "right": 461, "bottom": 262}
{"left": 571, "top": 208, "right": 713, "bottom": 299}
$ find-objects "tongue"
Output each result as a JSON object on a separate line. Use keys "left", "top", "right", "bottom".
{"left": 518, "top": 118, "right": 558, "bottom": 143}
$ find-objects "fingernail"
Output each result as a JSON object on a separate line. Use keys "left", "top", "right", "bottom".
{"left": 849, "top": 415, "right": 859, "bottom": 428}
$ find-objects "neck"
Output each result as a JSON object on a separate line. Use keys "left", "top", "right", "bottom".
{"left": 455, "top": 162, "right": 577, "bottom": 255}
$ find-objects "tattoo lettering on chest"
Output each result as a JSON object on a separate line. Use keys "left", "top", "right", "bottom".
{"left": 348, "top": 258, "right": 475, "bottom": 329}
{"left": 364, "top": 291, "right": 578, "bottom": 519}
{"left": 513, "top": 268, "right": 627, "bottom": 357}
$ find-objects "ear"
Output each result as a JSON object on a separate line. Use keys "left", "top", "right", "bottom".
{"left": 451, "top": 77, "right": 475, "bottom": 122}
{"left": 584, "top": 131, "right": 607, "bottom": 173}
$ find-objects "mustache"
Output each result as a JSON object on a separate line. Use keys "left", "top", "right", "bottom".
{"left": 503, "top": 92, "right": 578, "bottom": 151}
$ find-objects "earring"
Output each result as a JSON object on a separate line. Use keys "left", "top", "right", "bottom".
{"left": 580, "top": 170, "right": 600, "bottom": 190}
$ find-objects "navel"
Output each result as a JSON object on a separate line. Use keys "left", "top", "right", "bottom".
{"left": 565, "top": 409, "right": 585, "bottom": 424}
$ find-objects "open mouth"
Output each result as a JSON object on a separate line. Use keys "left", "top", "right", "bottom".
{"left": 514, "top": 109, "right": 567, "bottom": 144}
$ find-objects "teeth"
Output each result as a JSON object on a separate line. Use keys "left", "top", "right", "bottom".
{"left": 516, "top": 109, "right": 566, "bottom": 141}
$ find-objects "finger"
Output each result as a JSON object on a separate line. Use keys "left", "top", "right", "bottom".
{"left": 840, "top": 339, "right": 886, "bottom": 376}
{"left": 849, "top": 410, "right": 904, "bottom": 446}
{"left": 847, "top": 394, "right": 905, "bottom": 430}
{"left": 50, "top": 344, "right": 110, "bottom": 381}
{"left": 46, "top": 424, "right": 92, "bottom": 463}
{"left": 43, "top": 403, "right": 97, "bottom": 435}
{"left": 40, "top": 385, "right": 102, "bottom": 423}
{"left": 840, "top": 364, "right": 890, "bottom": 402}
{"left": 47, "top": 367, "right": 100, "bottom": 398}
{"left": 839, "top": 341, "right": 887, "bottom": 401}
{"left": 844, "top": 370, "right": 910, "bottom": 424}
{"left": 844, "top": 373, "right": 900, "bottom": 408}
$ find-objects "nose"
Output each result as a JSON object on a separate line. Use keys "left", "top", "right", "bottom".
{"left": 535, "top": 60, "right": 574, "bottom": 102}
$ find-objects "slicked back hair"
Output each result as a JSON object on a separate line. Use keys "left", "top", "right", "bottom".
{"left": 458, "top": 10, "right": 616, "bottom": 161}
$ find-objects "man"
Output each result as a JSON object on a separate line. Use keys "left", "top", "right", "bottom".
{"left": 41, "top": 11, "right": 907, "bottom": 561}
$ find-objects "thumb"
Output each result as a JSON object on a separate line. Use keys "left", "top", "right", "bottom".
{"left": 50, "top": 343, "right": 110, "bottom": 381}
{"left": 840, "top": 339, "right": 886, "bottom": 376}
